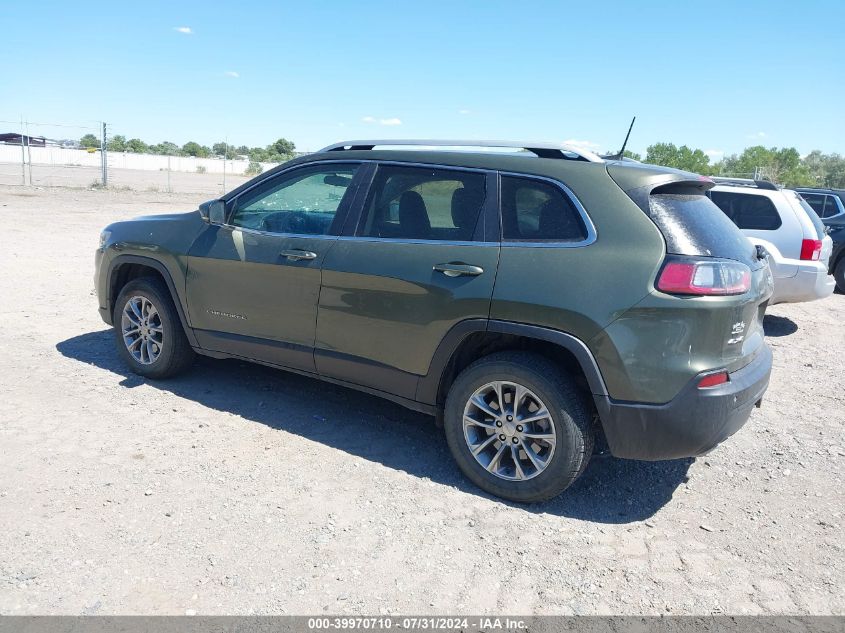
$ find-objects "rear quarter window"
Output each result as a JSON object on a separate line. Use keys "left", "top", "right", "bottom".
{"left": 708, "top": 191, "right": 782, "bottom": 230}
{"left": 500, "top": 176, "right": 588, "bottom": 242}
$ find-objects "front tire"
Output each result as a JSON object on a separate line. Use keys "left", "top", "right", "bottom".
{"left": 443, "top": 352, "right": 593, "bottom": 503}
{"left": 113, "top": 277, "right": 195, "bottom": 379}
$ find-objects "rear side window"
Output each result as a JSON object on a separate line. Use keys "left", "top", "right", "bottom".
{"left": 648, "top": 192, "right": 756, "bottom": 266}
{"left": 500, "top": 176, "right": 588, "bottom": 242}
{"left": 358, "top": 165, "right": 486, "bottom": 241}
{"left": 708, "top": 191, "right": 782, "bottom": 230}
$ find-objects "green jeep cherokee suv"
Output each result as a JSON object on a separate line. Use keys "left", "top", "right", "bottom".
{"left": 94, "top": 140, "right": 774, "bottom": 502}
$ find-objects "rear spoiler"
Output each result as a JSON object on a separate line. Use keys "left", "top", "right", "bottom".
{"left": 607, "top": 163, "right": 715, "bottom": 214}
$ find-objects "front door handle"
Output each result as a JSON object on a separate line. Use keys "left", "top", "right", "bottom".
{"left": 279, "top": 249, "right": 317, "bottom": 261}
{"left": 433, "top": 263, "right": 484, "bottom": 277}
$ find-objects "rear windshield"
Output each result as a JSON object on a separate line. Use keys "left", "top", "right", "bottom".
{"left": 649, "top": 193, "right": 757, "bottom": 267}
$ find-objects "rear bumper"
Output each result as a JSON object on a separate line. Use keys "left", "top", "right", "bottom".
{"left": 595, "top": 344, "right": 772, "bottom": 461}
{"left": 771, "top": 261, "right": 835, "bottom": 304}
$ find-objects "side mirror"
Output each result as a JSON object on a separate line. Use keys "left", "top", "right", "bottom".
{"left": 199, "top": 199, "right": 227, "bottom": 224}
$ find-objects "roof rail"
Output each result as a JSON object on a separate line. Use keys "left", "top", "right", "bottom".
{"left": 316, "top": 139, "right": 605, "bottom": 163}
{"left": 711, "top": 177, "right": 779, "bottom": 191}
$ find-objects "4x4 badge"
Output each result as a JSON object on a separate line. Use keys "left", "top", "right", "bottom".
{"left": 731, "top": 321, "right": 746, "bottom": 335}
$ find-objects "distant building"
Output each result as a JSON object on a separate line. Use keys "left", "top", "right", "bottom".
{"left": 0, "top": 133, "right": 47, "bottom": 147}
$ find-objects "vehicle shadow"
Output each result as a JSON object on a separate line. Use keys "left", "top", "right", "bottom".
{"left": 56, "top": 330, "right": 692, "bottom": 524}
{"left": 763, "top": 314, "right": 799, "bottom": 337}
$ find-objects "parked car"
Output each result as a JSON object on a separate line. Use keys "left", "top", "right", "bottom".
{"left": 95, "top": 140, "right": 774, "bottom": 502}
{"left": 707, "top": 178, "right": 834, "bottom": 304}
{"left": 794, "top": 187, "right": 845, "bottom": 222}
{"left": 825, "top": 214, "right": 845, "bottom": 292}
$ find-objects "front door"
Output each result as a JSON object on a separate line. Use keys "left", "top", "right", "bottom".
{"left": 186, "top": 162, "right": 363, "bottom": 372}
{"left": 315, "top": 163, "right": 499, "bottom": 399}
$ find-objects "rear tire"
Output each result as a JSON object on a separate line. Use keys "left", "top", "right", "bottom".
{"left": 835, "top": 258, "right": 845, "bottom": 293}
{"left": 443, "top": 352, "right": 593, "bottom": 503}
{"left": 113, "top": 277, "right": 195, "bottom": 379}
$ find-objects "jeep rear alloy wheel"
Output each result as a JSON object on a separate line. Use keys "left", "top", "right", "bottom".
{"left": 121, "top": 296, "right": 164, "bottom": 365}
{"left": 444, "top": 352, "right": 593, "bottom": 503}
{"left": 463, "top": 381, "right": 556, "bottom": 481}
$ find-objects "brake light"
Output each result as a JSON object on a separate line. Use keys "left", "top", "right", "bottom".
{"left": 799, "top": 239, "right": 822, "bottom": 261}
{"left": 698, "top": 372, "right": 729, "bottom": 388}
{"left": 657, "top": 257, "right": 752, "bottom": 296}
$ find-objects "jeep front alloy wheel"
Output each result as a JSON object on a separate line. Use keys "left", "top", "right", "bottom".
{"left": 113, "top": 277, "right": 195, "bottom": 379}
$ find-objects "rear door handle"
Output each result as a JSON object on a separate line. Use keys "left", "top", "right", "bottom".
{"left": 433, "top": 263, "right": 484, "bottom": 277}
{"left": 280, "top": 249, "right": 317, "bottom": 261}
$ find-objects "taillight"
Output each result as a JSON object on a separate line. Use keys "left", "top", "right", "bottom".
{"left": 698, "top": 371, "right": 729, "bottom": 389}
{"left": 799, "top": 239, "right": 822, "bottom": 261}
{"left": 656, "top": 257, "right": 752, "bottom": 296}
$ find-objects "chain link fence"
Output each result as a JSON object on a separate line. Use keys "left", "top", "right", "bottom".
{"left": 0, "top": 118, "right": 281, "bottom": 196}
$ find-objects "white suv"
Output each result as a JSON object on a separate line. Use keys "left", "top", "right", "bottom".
{"left": 708, "top": 178, "right": 835, "bottom": 304}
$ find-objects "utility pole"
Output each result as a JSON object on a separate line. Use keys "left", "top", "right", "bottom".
{"left": 222, "top": 137, "right": 227, "bottom": 194}
{"left": 101, "top": 122, "right": 108, "bottom": 187}
{"left": 19, "top": 117, "right": 26, "bottom": 186}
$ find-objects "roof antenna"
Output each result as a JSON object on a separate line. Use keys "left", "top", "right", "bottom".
{"left": 611, "top": 116, "right": 636, "bottom": 160}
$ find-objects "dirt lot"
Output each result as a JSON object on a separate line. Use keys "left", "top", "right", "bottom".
{"left": 0, "top": 185, "right": 842, "bottom": 616}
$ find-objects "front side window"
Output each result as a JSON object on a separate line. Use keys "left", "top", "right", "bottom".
{"left": 500, "top": 176, "right": 587, "bottom": 242}
{"left": 358, "top": 165, "right": 486, "bottom": 241}
{"left": 230, "top": 164, "right": 359, "bottom": 235}
{"left": 708, "top": 191, "right": 782, "bottom": 230}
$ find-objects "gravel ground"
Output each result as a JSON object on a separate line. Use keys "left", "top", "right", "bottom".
{"left": 0, "top": 185, "right": 842, "bottom": 616}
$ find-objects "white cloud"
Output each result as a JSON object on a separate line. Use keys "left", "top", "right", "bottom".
{"left": 174, "top": 26, "right": 193, "bottom": 34}
{"left": 746, "top": 131, "right": 767, "bottom": 140}
{"left": 458, "top": 109, "right": 472, "bottom": 115}
{"left": 704, "top": 149, "right": 724, "bottom": 158}
{"left": 362, "top": 116, "right": 402, "bottom": 126}
{"left": 563, "top": 138, "right": 602, "bottom": 151}
{"left": 224, "top": 71, "right": 239, "bottom": 78}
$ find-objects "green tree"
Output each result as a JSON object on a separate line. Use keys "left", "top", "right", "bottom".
{"left": 244, "top": 161, "right": 263, "bottom": 176}
{"left": 149, "top": 141, "right": 182, "bottom": 156}
{"left": 645, "top": 142, "right": 710, "bottom": 174}
{"left": 266, "top": 137, "right": 296, "bottom": 162}
{"left": 79, "top": 133, "right": 101, "bottom": 149}
{"left": 212, "top": 142, "right": 239, "bottom": 159}
{"left": 124, "top": 138, "right": 149, "bottom": 153}
{"left": 720, "top": 146, "right": 811, "bottom": 186}
{"left": 106, "top": 135, "right": 126, "bottom": 152}
{"left": 801, "top": 151, "right": 845, "bottom": 188}
{"left": 182, "top": 141, "right": 210, "bottom": 157}
{"left": 622, "top": 150, "right": 642, "bottom": 161}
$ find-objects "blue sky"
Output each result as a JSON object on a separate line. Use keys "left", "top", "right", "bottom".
{"left": 2, "top": 0, "right": 843, "bottom": 158}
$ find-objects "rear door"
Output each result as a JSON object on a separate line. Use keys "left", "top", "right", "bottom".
{"left": 315, "top": 162, "right": 499, "bottom": 399}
